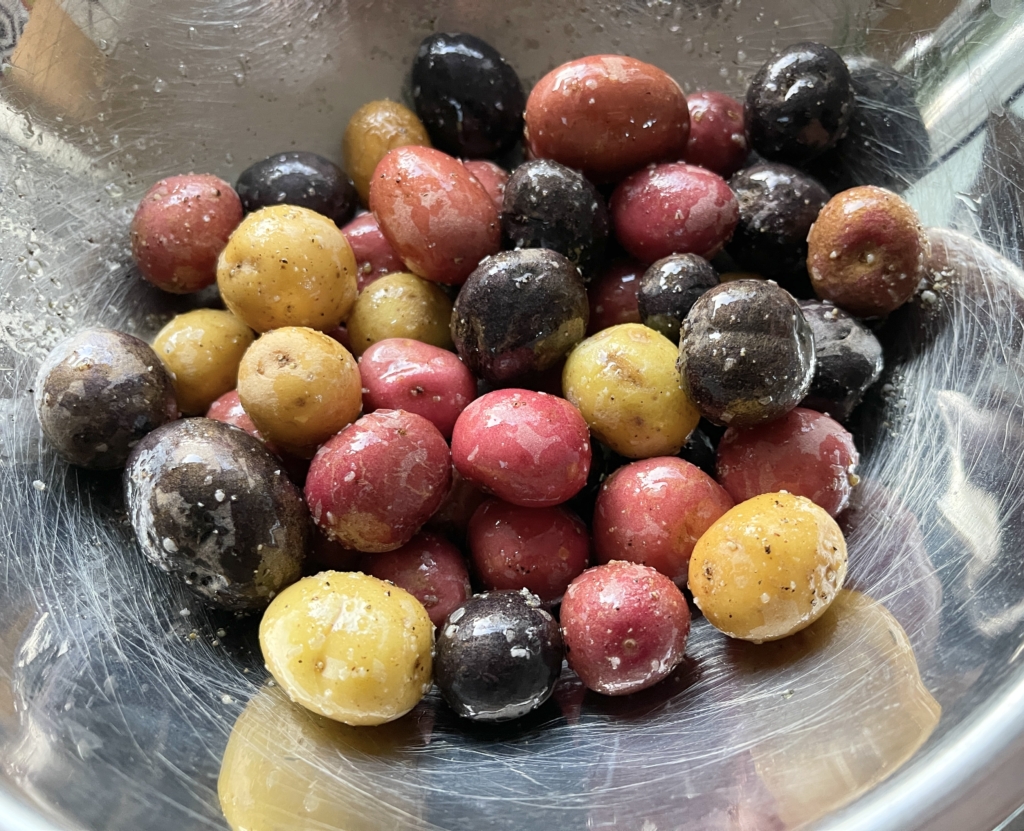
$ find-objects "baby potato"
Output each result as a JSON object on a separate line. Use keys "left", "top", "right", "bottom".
{"left": 237, "top": 327, "right": 361, "bottom": 458}
{"left": 217, "top": 204, "right": 358, "bottom": 333}
{"left": 259, "top": 571, "right": 434, "bottom": 726}
{"left": 152, "top": 309, "right": 254, "bottom": 415}
{"left": 562, "top": 323, "right": 699, "bottom": 459}
{"left": 343, "top": 99, "right": 432, "bottom": 204}
{"left": 688, "top": 492, "right": 848, "bottom": 643}
{"left": 346, "top": 272, "right": 453, "bottom": 356}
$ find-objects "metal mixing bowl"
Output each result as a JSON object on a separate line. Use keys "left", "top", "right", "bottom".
{"left": 2, "top": 0, "right": 1024, "bottom": 829}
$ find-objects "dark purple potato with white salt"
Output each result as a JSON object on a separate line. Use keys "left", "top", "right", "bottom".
{"left": 124, "top": 418, "right": 309, "bottom": 612}
{"left": 34, "top": 328, "right": 178, "bottom": 470}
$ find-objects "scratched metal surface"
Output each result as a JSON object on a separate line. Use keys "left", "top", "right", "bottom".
{"left": 0, "top": 0, "right": 1023, "bottom": 829}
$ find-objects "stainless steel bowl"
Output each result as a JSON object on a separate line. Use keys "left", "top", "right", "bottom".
{"left": 2, "top": 1, "right": 1024, "bottom": 829}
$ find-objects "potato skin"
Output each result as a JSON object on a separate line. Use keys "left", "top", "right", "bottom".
{"left": 451, "top": 389, "right": 591, "bottom": 508}
{"left": 152, "top": 309, "right": 254, "bottom": 416}
{"left": 304, "top": 409, "right": 452, "bottom": 553}
{"left": 237, "top": 327, "right": 362, "bottom": 458}
{"left": 807, "top": 185, "right": 928, "bottom": 317}
{"left": 35, "top": 328, "right": 178, "bottom": 470}
{"left": 359, "top": 337, "right": 476, "bottom": 439}
{"left": 124, "top": 418, "right": 309, "bottom": 611}
{"left": 561, "top": 561, "right": 691, "bottom": 696}
{"left": 343, "top": 99, "right": 432, "bottom": 205}
{"left": 217, "top": 204, "right": 358, "bottom": 333}
{"left": 524, "top": 55, "right": 689, "bottom": 184}
{"left": 346, "top": 272, "right": 454, "bottom": 357}
{"left": 688, "top": 492, "right": 847, "bottom": 642}
{"left": 370, "top": 146, "right": 501, "bottom": 285}
{"left": 611, "top": 163, "right": 739, "bottom": 263}
{"left": 339, "top": 213, "right": 406, "bottom": 291}
{"left": 593, "top": 457, "right": 733, "bottom": 584}
{"left": 562, "top": 323, "right": 699, "bottom": 459}
{"left": 130, "top": 174, "right": 242, "bottom": 294}
{"left": 259, "top": 571, "right": 433, "bottom": 725}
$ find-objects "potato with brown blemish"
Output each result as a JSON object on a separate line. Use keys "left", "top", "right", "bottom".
{"left": 152, "top": 309, "right": 254, "bottom": 415}
{"left": 562, "top": 323, "right": 699, "bottom": 459}
{"left": 217, "top": 205, "right": 358, "bottom": 333}
{"left": 237, "top": 327, "right": 361, "bottom": 458}
{"left": 346, "top": 272, "right": 453, "bottom": 357}
{"left": 688, "top": 492, "right": 847, "bottom": 643}
{"left": 342, "top": 99, "right": 432, "bottom": 205}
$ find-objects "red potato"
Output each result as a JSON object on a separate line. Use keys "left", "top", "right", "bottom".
{"left": 370, "top": 146, "right": 501, "bottom": 285}
{"left": 359, "top": 531, "right": 472, "bottom": 627}
{"left": 524, "top": 55, "right": 690, "bottom": 184}
{"left": 359, "top": 338, "right": 477, "bottom": 440}
{"left": 130, "top": 174, "right": 243, "bottom": 293}
{"left": 587, "top": 258, "right": 644, "bottom": 335}
{"left": 304, "top": 409, "right": 452, "bottom": 552}
{"left": 468, "top": 498, "right": 591, "bottom": 603}
{"left": 807, "top": 185, "right": 928, "bottom": 317}
{"left": 715, "top": 407, "right": 859, "bottom": 517}
{"left": 339, "top": 213, "right": 406, "bottom": 291}
{"left": 611, "top": 163, "right": 739, "bottom": 263}
{"left": 451, "top": 389, "right": 592, "bottom": 508}
{"left": 324, "top": 323, "right": 352, "bottom": 352}
{"left": 593, "top": 457, "right": 734, "bottom": 584}
{"left": 561, "top": 561, "right": 691, "bottom": 696}
{"left": 684, "top": 91, "right": 748, "bottom": 178}
{"left": 463, "top": 160, "right": 509, "bottom": 211}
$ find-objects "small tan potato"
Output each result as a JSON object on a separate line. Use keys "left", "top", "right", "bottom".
{"left": 688, "top": 492, "right": 848, "bottom": 643}
{"left": 152, "top": 309, "right": 254, "bottom": 415}
{"left": 562, "top": 322, "right": 699, "bottom": 459}
{"left": 217, "top": 205, "right": 358, "bottom": 334}
{"left": 237, "top": 327, "right": 361, "bottom": 458}
{"left": 346, "top": 272, "right": 454, "bottom": 357}
{"left": 259, "top": 571, "right": 434, "bottom": 726}
{"left": 342, "top": 99, "right": 432, "bottom": 205}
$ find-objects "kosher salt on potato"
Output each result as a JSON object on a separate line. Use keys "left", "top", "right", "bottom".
{"left": 217, "top": 204, "right": 358, "bottom": 333}
{"left": 152, "top": 309, "right": 254, "bottom": 416}
{"left": 259, "top": 571, "right": 434, "bottom": 726}
{"left": 237, "top": 326, "right": 362, "bottom": 458}
{"left": 562, "top": 323, "right": 700, "bottom": 459}
{"left": 688, "top": 492, "right": 848, "bottom": 643}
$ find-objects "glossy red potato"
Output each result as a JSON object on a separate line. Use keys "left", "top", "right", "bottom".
{"left": 463, "top": 160, "right": 509, "bottom": 211}
{"left": 340, "top": 213, "right": 406, "bottom": 291}
{"left": 593, "top": 457, "right": 733, "bottom": 584}
{"left": 451, "top": 389, "right": 591, "bottom": 508}
{"left": 359, "top": 532, "right": 472, "bottom": 627}
{"left": 524, "top": 55, "right": 689, "bottom": 183}
{"left": 425, "top": 467, "right": 488, "bottom": 543}
{"left": 685, "top": 91, "right": 748, "bottom": 178}
{"left": 359, "top": 338, "right": 477, "bottom": 440}
{"left": 370, "top": 146, "right": 500, "bottom": 285}
{"left": 561, "top": 561, "right": 690, "bottom": 696}
{"left": 468, "top": 498, "right": 591, "bottom": 603}
{"left": 611, "top": 163, "right": 739, "bottom": 263}
{"left": 587, "top": 259, "right": 644, "bottom": 335}
{"left": 715, "top": 407, "right": 860, "bottom": 517}
{"left": 305, "top": 409, "right": 452, "bottom": 552}
{"left": 131, "top": 174, "right": 242, "bottom": 293}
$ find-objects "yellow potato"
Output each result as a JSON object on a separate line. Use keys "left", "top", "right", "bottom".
{"left": 688, "top": 492, "right": 848, "bottom": 642}
{"left": 152, "top": 309, "right": 254, "bottom": 415}
{"left": 259, "top": 571, "right": 434, "bottom": 726}
{"left": 237, "top": 327, "right": 361, "bottom": 458}
{"left": 217, "top": 205, "right": 357, "bottom": 333}
{"left": 346, "top": 272, "right": 454, "bottom": 357}
{"left": 342, "top": 99, "right": 431, "bottom": 204}
{"left": 561, "top": 322, "right": 699, "bottom": 458}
